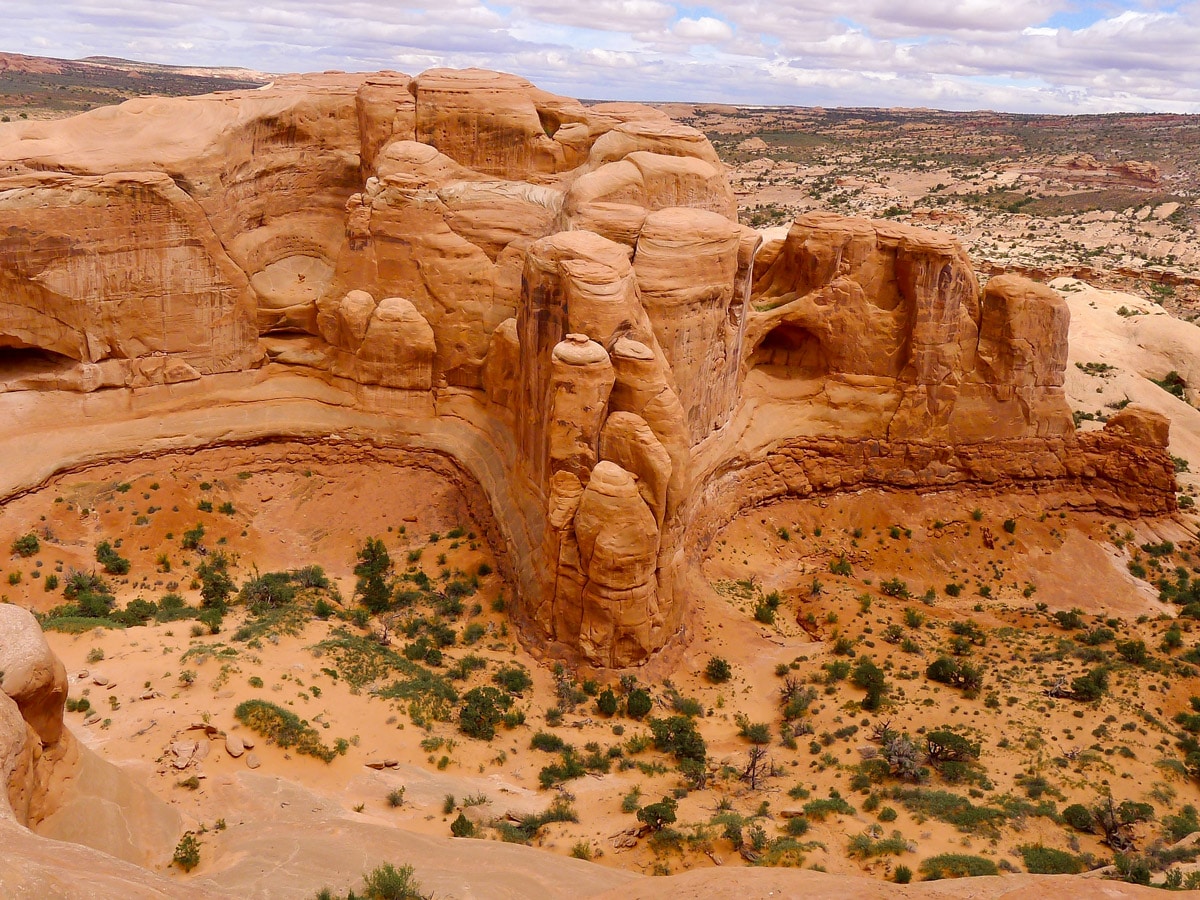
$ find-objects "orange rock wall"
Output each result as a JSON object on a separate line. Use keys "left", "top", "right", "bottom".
{"left": 0, "top": 69, "right": 1178, "bottom": 667}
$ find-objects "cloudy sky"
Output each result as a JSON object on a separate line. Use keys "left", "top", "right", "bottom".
{"left": 7, "top": 1, "right": 1200, "bottom": 113}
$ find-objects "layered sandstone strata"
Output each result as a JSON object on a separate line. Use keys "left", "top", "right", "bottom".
{"left": 0, "top": 69, "right": 1178, "bottom": 668}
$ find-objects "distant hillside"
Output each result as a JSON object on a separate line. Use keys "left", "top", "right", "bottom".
{"left": 0, "top": 51, "right": 269, "bottom": 120}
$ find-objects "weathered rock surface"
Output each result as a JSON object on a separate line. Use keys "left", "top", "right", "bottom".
{"left": 0, "top": 605, "right": 181, "bottom": 866}
{"left": 0, "top": 68, "right": 1178, "bottom": 673}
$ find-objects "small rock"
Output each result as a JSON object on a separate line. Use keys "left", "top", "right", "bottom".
{"left": 170, "top": 741, "right": 198, "bottom": 769}
{"left": 83, "top": 713, "right": 102, "bottom": 726}
{"left": 241, "top": 736, "right": 255, "bottom": 750}
{"left": 779, "top": 808, "right": 805, "bottom": 819}
{"left": 226, "top": 734, "right": 245, "bottom": 758}
{"left": 246, "top": 753, "right": 261, "bottom": 770}
{"left": 77, "top": 669, "right": 90, "bottom": 680}
{"left": 384, "top": 759, "right": 399, "bottom": 768}
{"left": 365, "top": 761, "right": 388, "bottom": 770}
{"left": 463, "top": 805, "right": 493, "bottom": 825}
{"left": 92, "top": 674, "right": 109, "bottom": 686}
{"left": 193, "top": 741, "right": 210, "bottom": 761}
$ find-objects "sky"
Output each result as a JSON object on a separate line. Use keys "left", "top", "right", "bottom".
{"left": 6, "top": 1, "right": 1200, "bottom": 113}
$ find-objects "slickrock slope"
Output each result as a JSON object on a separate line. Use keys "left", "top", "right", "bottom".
{"left": 0, "top": 68, "right": 1176, "bottom": 678}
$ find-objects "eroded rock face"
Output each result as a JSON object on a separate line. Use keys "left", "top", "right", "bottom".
{"left": 746, "top": 212, "right": 1075, "bottom": 442}
{"left": 0, "top": 69, "right": 1177, "bottom": 667}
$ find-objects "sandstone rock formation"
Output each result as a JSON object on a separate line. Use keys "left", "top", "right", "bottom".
{"left": 0, "top": 68, "right": 1178, "bottom": 671}
{"left": 0, "top": 605, "right": 180, "bottom": 866}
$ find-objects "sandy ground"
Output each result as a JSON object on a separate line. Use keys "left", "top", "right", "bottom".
{"left": 2, "top": 435, "right": 1199, "bottom": 896}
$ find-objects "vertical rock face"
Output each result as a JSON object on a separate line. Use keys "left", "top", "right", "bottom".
{"left": 0, "top": 173, "right": 257, "bottom": 377}
{"left": 634, "top": 208, "right": 747, "bottom": 442}
{"left": 0, "top": 69, "right": 1177, "bottom": 668}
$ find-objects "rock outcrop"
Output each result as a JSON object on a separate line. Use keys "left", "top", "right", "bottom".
{"left": 0, "top": 69, "right": 1178, "bottom": 669}
{"left": 0, "top": 605, "right": 180, "bottom": 866}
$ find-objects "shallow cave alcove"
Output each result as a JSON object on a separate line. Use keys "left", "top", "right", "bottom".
{"left": 749, "top": 323, "right": 830, "bottom": 379}
{"left": 0, "top": 341, "right": 77, "bottom": 386}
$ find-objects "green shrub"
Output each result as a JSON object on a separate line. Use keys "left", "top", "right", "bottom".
{"left": 705, "top": 656, "right": 732, "bottom": 683}
{"left": 1070, "top": 666, "right": 1110, "bottom": 701}
{"left": 648, "top": 715, "right": 707, "bottom": 765}
{"left": 924, "top": 729, "right": 980, "bottom": 768}
{"left": 851, "top": 657, "right": 888, "bottom": 710}
{"left": 458, "top": 686, "right": 513, "bottom": 740}
{"left": 771, "top": 813, "right": 803, "bottom": 837}
{"left": 919, "top": 853, "right": 998, "bottom": 880}
{"left": 848, "top": 829, "right": 910, "bottom": 858}
{"left": 173, "top": 833, "right": 201, "bottom": 872}
{"left": 1116, "top": 639, "right": 1149, "bottom": 665}
{"left": 754, "top": 595, "right": 779, "bottom": 625}
{"left": 1018, "top": 845, "right": 1084, "bottom": 874}
{"left": 735, "top": 714, "right": 771, "bottom": 745}
{"left": 890, "top": 787, "right": 1005, "bottom": 835}
{"left": 637, "top": 796, "right": 678, "bottom": 831}
{"left": 95, "top": 540, "right": 130, "bottom": 575}
{"left": 530, "top": 731, "right": 566, "bottom": 752}
{"left": 233, "top": 699, "right": 338, "bottom": 762}
{"left": 450, "top": 812, "right": 475, "bottom": 837}
{"left": 1062, "top": 803, "right": 1094, "bottom": 832}
{"left": 596, "top": 688, "right": 618, "bottom": 717}
{"left": 239, "top": 571, "right": 297, "bottom": 612}
{"left": 803, "top": 791, "right": 855, "bottom": 821}
{"left": 492, "top": 666, "right": 533, "bottom": 695}
{"left": 360, "top": 863, "right": 428, "bottom": 899}
{"left": 355, "top": 537, "right": 393, "bottom": 614}
{"left": 627, "top": 688, "right": 652, "bottom": 719}
{"left": 1164, "top": 804, "right": 1200, "bottom": 843}
{"left": 197, "top": 552, "right": 235, "bottom": 610}
{"left": 538, "top": 747, "right": 586, "bottom": 788}
{"left": 11, "top": 533, "right": 40, "bottom": 557}
{"left": 1153, "top": 371, "right": 1187, "bottom": 399}
{"left": 181, "top": 523, "right": 205, "bottom": 550}
{"left": 830, "top": 556, "right": 853, "bottom": 576}
{"left": 494, "top": 797, "right": 577, "bottom": 844}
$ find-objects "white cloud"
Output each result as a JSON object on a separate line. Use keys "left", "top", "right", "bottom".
{"left": 673, "top": 16, "right": 734, "bottom": 42}
{"left": 1, "top": 0, "right": 1198, "bottom": 112}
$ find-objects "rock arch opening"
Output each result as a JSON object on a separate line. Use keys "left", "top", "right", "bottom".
{"left": 0, "top": 342, "right": 77, "bottom": 388}
{"left": 749, "top": 323, "right": 829, "bottom": 379}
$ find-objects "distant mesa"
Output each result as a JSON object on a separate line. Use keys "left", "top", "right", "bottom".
{"left": 0, "top": 67, "right": 1177, "bottom": 668}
